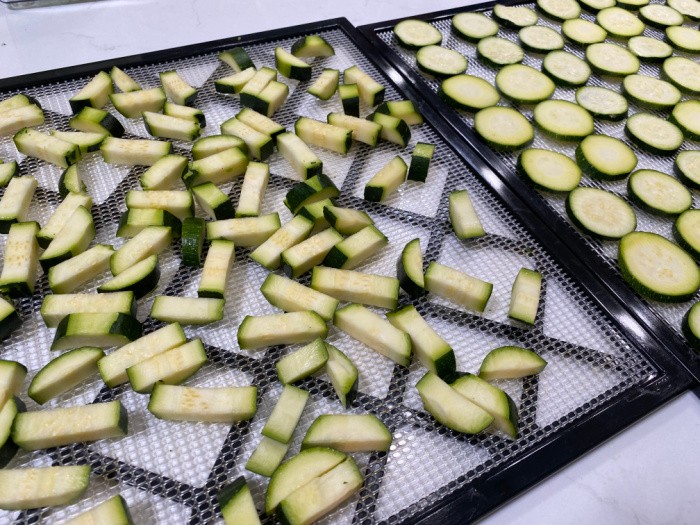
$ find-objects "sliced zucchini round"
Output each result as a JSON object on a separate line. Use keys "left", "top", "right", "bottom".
{"left": 627, "top": 169, "right": 692, "bottom": 216}
{"left": 619, "top": 231, "right": 700, "bottom": 302}
{"left": 495, "top": 64, "right": 555, "bottom": 104}
{"left": 586, "top": 43, "right": 640, "bottom": 77}
{"left": 628, "top": 36, "right": 674, "bottom": 62}
{"left": 668, "top": 0, "right": 700, "bottom": 21}
{"left": 474, "top": 106, "right": 535, "bottom": 152}
{"left": 534, "top": 99, "right": 594, "bottom": 141}
{"left": 578, "top": 0, "right": 616, "bottom": 13}
{"left": 562, "top": 19, "right": 607, "bottom": 45}
{"left": 394, "top": 19, "right": 443, "bottom": 49}
{"left": 639, "top": 4, "right": 684, "bottom": 29}
{"left": 575, "top": 86, "right": 629, "bottom": 121}
{"left": 625, "top": 113, "right": 684, "bottom": 156}
{"left": 541, "top": 51, "right": 591, "bottom": 87}
{"left": 670, "top": 100, "right": 700, "bottom": 141}
{"left": 492, "top": 4, "right": 538, "bottom": 28}
{"left": 662, "top": 56, "right": 700, "bottom": 95}
{"left": 566, "top": 187, "right": 637, "bottom": 239}
{"left": 666, "top": 26, "right": 700, "bottom": 53}
{"left": 675, "top": 150, "right": 700, "bottom": 190}
{"left": 517, "top": 149, "right": 582, "bottom": 192}
{"left": 576, "top": 135, "right": 638, "bottom": 180}
{"left": 536, "top": 0, "right": 581, "bottom": 21}
{"left": 673, "top": 209, "right": 700, "bottom": 260}
{"left": 451, "top": 12, "right": 499, "bottom": 42}
{"left": 597, "top": 7, "right": 646, "bottom": 37}
{"left": 682, "top": 302, "right": 700, "bottom": 350}
{"left": 477, "top": 37, "right": 524, "bottom": 68}
{"left": 622, "top": 74, "right": 681, "bottom": 110}
{"left": 519, "top": 25, "right": 565, "bottom": 53}
{"left": 416, "top": 46, "right": 467, "bottom": 78}
{"left": 438, "top": 74, "right": 500, "bottom": 111}
{"left": 616, "top": 0, "right": 649, "bottom": 9}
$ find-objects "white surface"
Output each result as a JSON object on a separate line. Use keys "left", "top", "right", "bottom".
{"left": 1, "top": 0, "right": 699, "bottom": 523}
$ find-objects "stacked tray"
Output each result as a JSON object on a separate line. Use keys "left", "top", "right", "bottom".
{"left": 0, "top": 16, "right": 692, "bottom": 525}
{"left": 360, "top": 0, "right": 700, "bottom": 380}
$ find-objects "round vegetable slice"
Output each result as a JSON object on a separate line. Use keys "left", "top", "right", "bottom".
{"left": 576, "top": 135, "right": 638, "bottom": 180}
{"left": 670, "top": 100, "right": 700, "bottom": 141}
{"left": 517, "top": 149, "right": 582, "bottom": 192}
{"left": 394, "top": 19, "right": 443, "bottom": 49}
{"left": 575, "top": 86, "right": 628, "bottom": 121}
{"left": 534, "top": 99, "right": 594, "bottom": 141}
{"left": 451, "top": 12, "right": 499, "bottom": 42}
{"left": 625, "top": 113, "right": 684, "bottom": 156}
{"left": 477, "top": 37, "right": 524, "bottom": 68}
{"left": 618, "top": 231, "right": 700, "bottom": 302}
{"left": 639, "top": 4, "right": 684, "bottom": 29}
{"left": 622, "top": 74, "right": 681, "bottom": 110}
{"left": 578, "top": 0, "right": 615, "bottom": 12}
{"left": 666, "top": 26, "right": 700, "bottom": 53}
{"left": 541, "top": 50, "right": 591, "bottom": 87}
{"left": 673, "top": 209, "right": 700, "bottom": 260}
{"left": 416, "top": 46, "right": 467, "bottom": 78}
{"left": 493, "top": 4, "right": 538, "bottom": 28}
{"left": 566, "top": 186, "right": 637, "bottom": 239}
{"left": 536, "top": 0, "right": 581, "bottom": 21}
{"left": 438, "top": 74, "right": 500, "bottom": 111}
{"left": 662, "top": 56, "right": 700, "bottom": 95}
{"left": 628, "top": 36, "right": 673, "bottom": 62}
{"left": 597, "top": 7, "right": 645, "bottom": 37}
{"left": 627, "top": 169, "right": 692, "bottom": 216}
{"left": 682, "top": 302, "right": 700, "bottom": 351}
{"left": 616, "top": 0, "right": 649, "bottom": 9}
{"left": 474, "top": 106, "right": 534, "bottom": 152}
{"left": 675, "top": 150, "right": 700, "bottom": 190}
{"left": 586, "top": 43, "right": 639, "bottom": 77}
{"left": 668, "top": 0, "right": 700, "bottom": 21}
{"left": 562, "top": 19, "right": 607, "bottom": 45}
{"left": 495, "top": 64, "right": 555, "bottom": 104}
{"left": 519, "top": 25, "right": 565, "bottom": 53}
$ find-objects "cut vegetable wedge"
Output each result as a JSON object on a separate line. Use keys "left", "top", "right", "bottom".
{"left": 28, "top": 347, "right": 104, "bottom": 404}
{"left": 387, "top": 305, "right": 456, "bottom": 380}
{"left": 302, "top": 414, "right": 391, "bottom": 452}
{"left": 425, "top": 262, "right": 493, "bottom": 312}
{"left": 12, "top": 400, "right": 127, "bottom": 450}
{"left": 265, "top": 447, "right": 347, "bottom": 514}
{"left": 148, "top": 384, "right": 257, "bottom": 423}
{"left": 0, "top": 466, "right": 90, "bottom": 510}
{"left": 416, "top": 371, "right": 493, "bottom": 434}
{"left": 479, "top": 346, "right": 547, "bottom": 380}
{"left": 238, "top": 311, "right": 328, "bottom": 350}
{"left": 277, "top": 456, "right": 363, "bottom": 525}
{"left": 333, "top": 304, "right": 411, "bottom": 366}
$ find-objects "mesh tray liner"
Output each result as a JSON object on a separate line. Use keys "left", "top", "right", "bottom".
{"left": 376, "top": 0, "right": 700, "bottom": 342}
{"left": 0, "top": 26, "right": 658, "bottom": 524}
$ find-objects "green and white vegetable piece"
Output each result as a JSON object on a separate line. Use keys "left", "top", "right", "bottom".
{"left": 618, "top": 232, "right": 700, "bottom": 302}
{"left": 479, "top": 346, "right": 547, "bottom": 380}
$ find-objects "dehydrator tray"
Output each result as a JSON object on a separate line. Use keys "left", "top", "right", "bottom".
{"left": 0, "top": 17, "right": 691, "bottom": 525}
{"left": 359, "top": 0, "right": 700, "bottom": 381}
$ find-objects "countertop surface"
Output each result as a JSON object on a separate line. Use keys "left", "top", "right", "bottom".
{"left": 1, "top": 0, "right": 699, "bottom": 523}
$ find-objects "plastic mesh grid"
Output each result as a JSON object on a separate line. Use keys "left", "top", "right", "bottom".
{"left": 0, "top": 25, "right": 657, "bottom": 524}
{"left": 376, "top": 0, "right": 700, "bottom": 340}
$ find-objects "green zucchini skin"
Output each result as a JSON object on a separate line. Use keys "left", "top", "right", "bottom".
{"left": 682, "top": 303, "right": 700, "bottom": 351}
